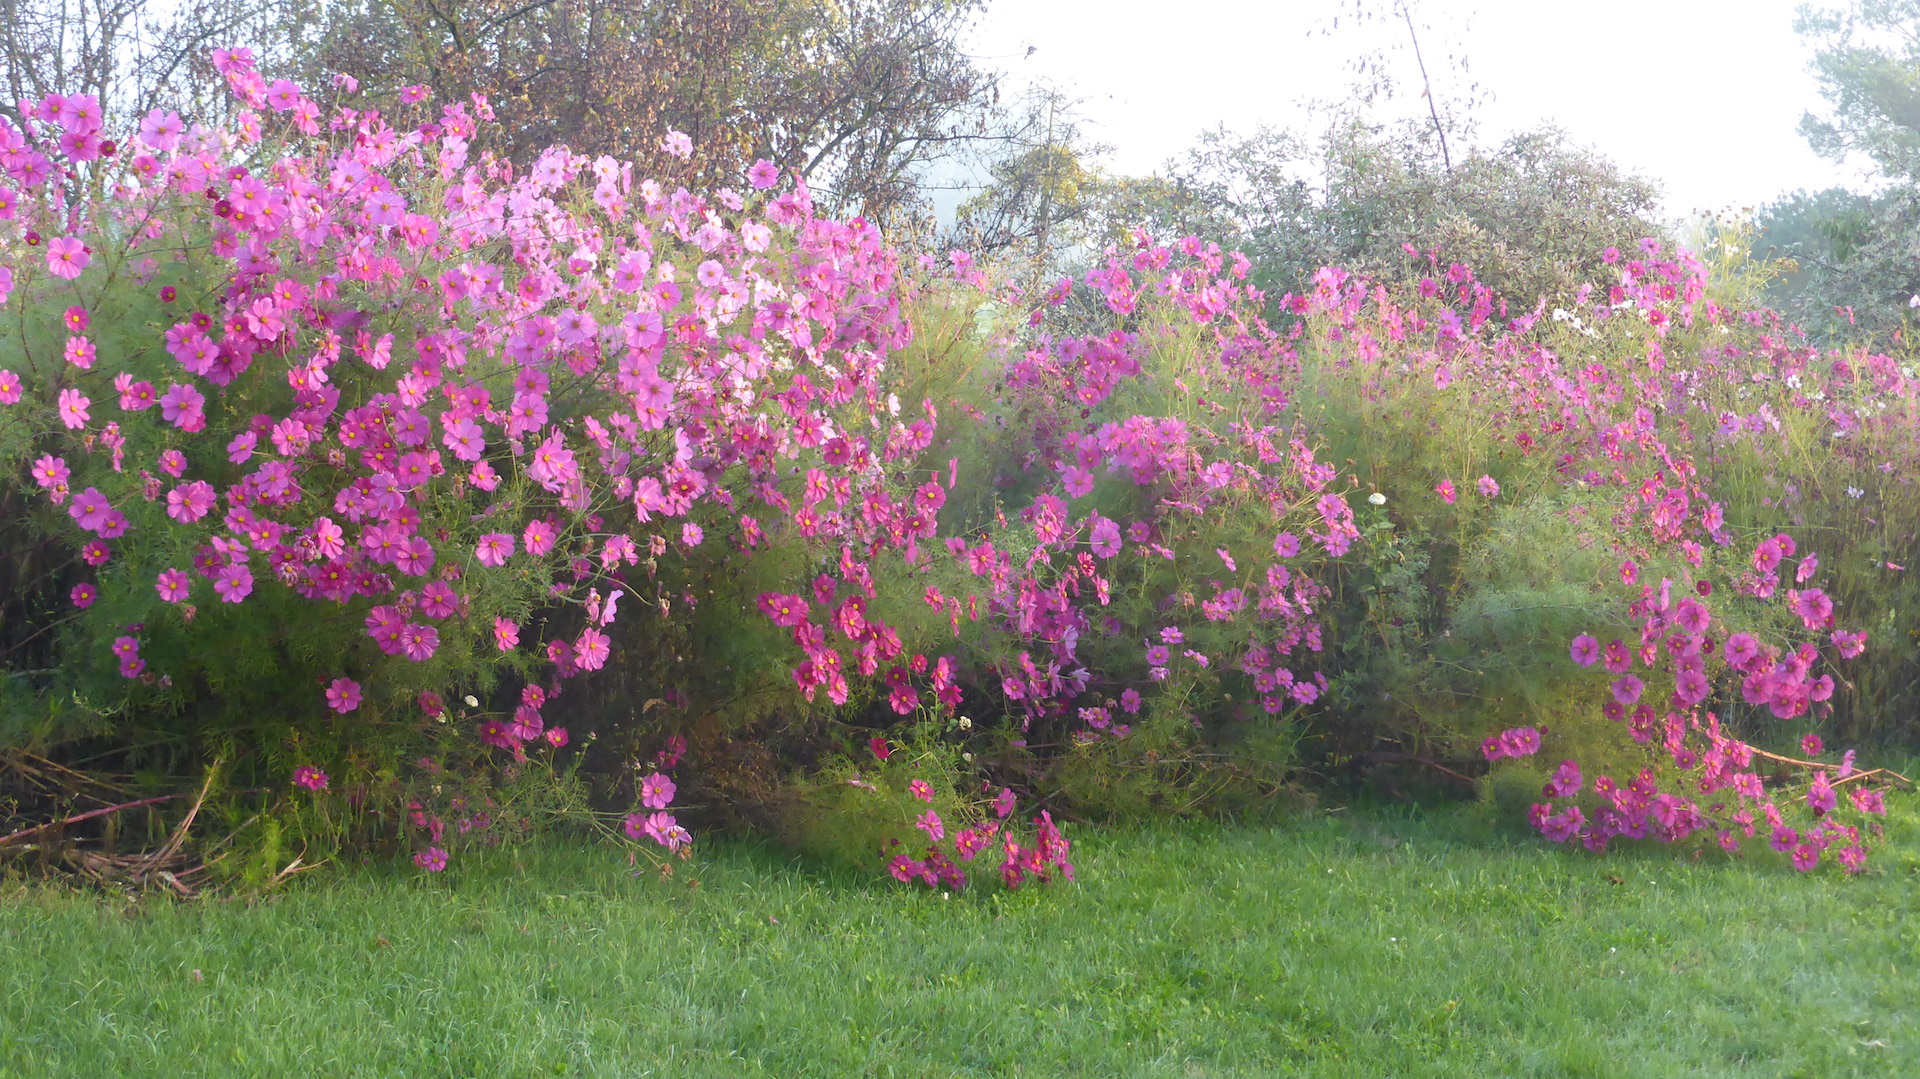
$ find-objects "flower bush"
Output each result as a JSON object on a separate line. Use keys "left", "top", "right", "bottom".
{"left": 0, "top": 49, "right": 1910, "bottom": 883}
{"left": 0, "top": 51, "right": 964, "bottom": 876}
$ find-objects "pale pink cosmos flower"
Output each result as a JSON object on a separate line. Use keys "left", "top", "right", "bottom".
{"left": 747, "top": 160, "right": 780, "bottom": 189}
{"left": 1477, "top": 474, "right": 1500, "bottom": 498}
{"left": 474, "top": 531, "right": 513, "bottom": 566}
{"left": 57, "top": 387, "right": 90, "bottom": 428}
{"left": 46, "top": 236, "right": 89, "bottom": 280}
{"left": 138, "top": 108, "right": 184, "bottom": 150}
{"left": 639, "top": 772, "right": 676, "bottom": 809}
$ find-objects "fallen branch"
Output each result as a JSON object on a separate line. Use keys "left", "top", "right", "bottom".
{"left": 0, "top": 794, "right": 182, "bottom": 848}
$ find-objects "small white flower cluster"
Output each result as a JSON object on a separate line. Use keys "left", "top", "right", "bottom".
{"left": 1550, "top": 307, "right": 1600, "bottom": 339}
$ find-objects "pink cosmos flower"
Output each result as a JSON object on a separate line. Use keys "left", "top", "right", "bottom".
{"left": 869, "top": 736, "right": 892, "bottom": 760}
{"left": 155, "top": 568, "right": 189, "bottom": 603}
{"left": 639, "top": 772, "right": 677, "bottom": 809}
{"left": 1611, "top": 675, "right": 1644, "bottom": 705}
{"left": 1481, "top": 726, "right": 1543, "bottom": 761}
{"left": 909, "top": 779, "right": 934, "bottom": 803}
{"left": 574, "top": 627, "right": 610, "bottom": 671}
{"left": 623, "top": 812, "right": 650, "bottom": 841}
{"left": 747, "top": 160, "right": 780, "bottom": 189}
{"left": 0, "top": 369, "right": 21, "bottom": 404}
{"left": 1788, "top": 588, "right": 1833, "bottom": 629}
{"left": 293, "top": 765, "right": 328, "bottom": 791}
{"left": 474, "top": 531, "right": 513, "bottom": 566}
{"left": 1723, "top": 632, "right": 1762, "bottom": 669}
{"left": 1272, "top": 532, "right": 1300, "bottom": 558}
{"left": 493, "top": 617, "right": 520, "bottom": 652}
{"left": 213, "top": 563, "right": 253, "bottom": 603}
{"left": 414, "top": 846, "right": 449, "bottom": 872}
{"left": 70, "top": 583, "right": 96, "bottom": 608}
{"left": 1477, "top": 474, "right": 1500, "bottom": 498}
{"left": 166, "top": 480, "right": 215, "bottom": 523}
{"left": 523, "top": 518, "right": 557, "bottom": 556}
{"left": 993, "top": 787, "right": 1017, "bottom": 818}
{"left": 1569, "top": 634, "right": 1599, "bottom": 667}
{"left": 1435, "top": 480, "right": 1456, "bottom": 504}
{"left": 399, "top": 622, "right": 440, "bottom": 662}
{"left": 681, "top": 522, "right": 704, "bottom": 547}
{"left": 1543, "top": 759, "right": 1583, "bottom": 798}
{"left": 325, "top": 677, "right": 362, "bottom": 713}
{"left": 757, "top": 592, "right": 810, "bottom": 627}
{"left": 639, "top": 810, "right": 686, "bottom": 849}
{"left": 916, "top": 810, "right": 945, "bottom": 842}
{"left": 661, "top": 130, "right": 693, "bottom": 159}
{"left": 1831, "top": 630, "right": 1866, "bottom": 659}
{"left": 30, "top": 455, "right": 69, "bottom": 489}
{"left": 69, "top": 487, "right": 111, "bottom": 531}
{"left": 46, "top": 236, "right": 89, "bottom": 279}
{"left": 138, "top": 108, "right": 184, "bottom": 150}
{"left": 1673, "top": 668, "right": 1710, "bottom": 706}
{"left": 57, "top": 387, "right": 90, "bottom": 428}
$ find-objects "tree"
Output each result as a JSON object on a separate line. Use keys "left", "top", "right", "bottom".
{"left": 1118, "top": 118, "right": 1666, "bottom": 312}
{"left": 1797, "top": 0, "right": 1920, "bottom": 180}
{"left": 1739, "top": 2, "right": 1920, "bottom": 341}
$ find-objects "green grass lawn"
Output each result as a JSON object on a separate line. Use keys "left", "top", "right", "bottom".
{"left": 3, "top": 801, "right": 1917, "bottom": 1078}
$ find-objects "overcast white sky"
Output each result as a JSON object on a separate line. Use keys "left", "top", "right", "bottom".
{"left": 961, "top": 0, "right": 1875, "bottom": 222}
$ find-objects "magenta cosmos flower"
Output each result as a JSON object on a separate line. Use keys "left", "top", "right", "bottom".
{"left": 325, "top": 677, "right": 362, "bottom": 713}
{"left": 1569, "top": 634, "right": 1600, "bottom": 667}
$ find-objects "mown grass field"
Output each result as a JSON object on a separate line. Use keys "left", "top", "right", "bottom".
{"left": 3, "top": 799, "right": 1917, "bottom": 1078}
